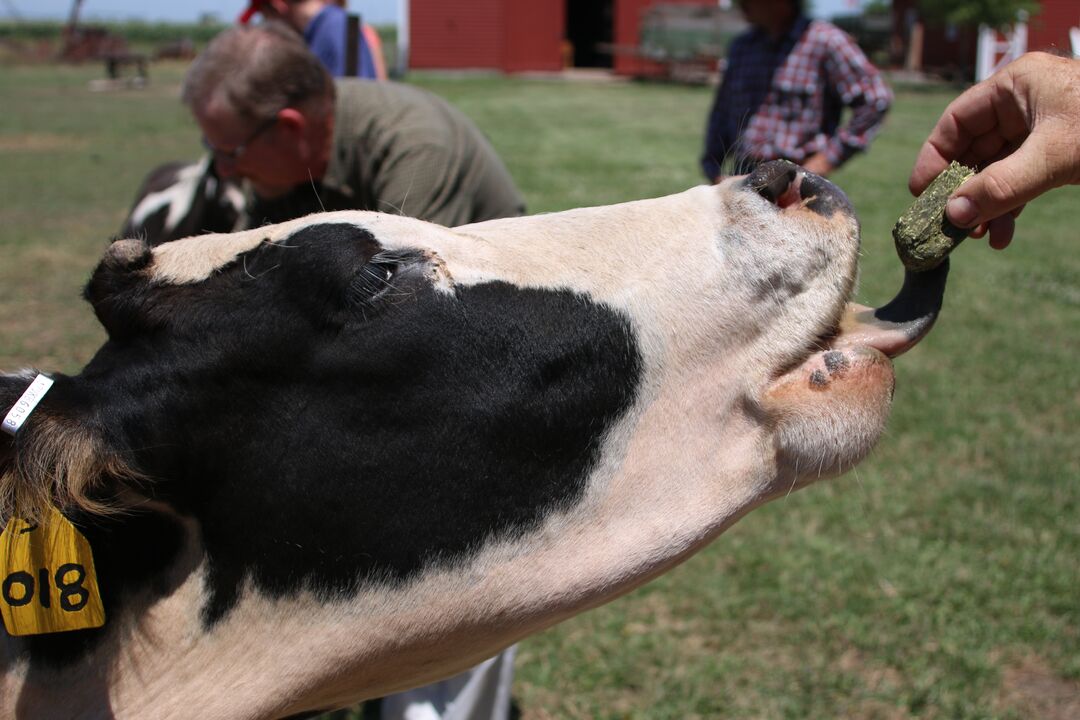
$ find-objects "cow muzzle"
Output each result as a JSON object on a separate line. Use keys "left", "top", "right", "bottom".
{"left": 745, "top": 159, "right": 950, "bottom": 362}
{"left": 750, "top": 160, "right": 950, "bottom": 481}
{"left": 763, "top": 259, "right": 948, "bottom": 482}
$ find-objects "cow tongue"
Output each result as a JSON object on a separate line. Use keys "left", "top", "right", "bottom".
{"left": 831, "top": 259, "right": 949, "bottom": 359}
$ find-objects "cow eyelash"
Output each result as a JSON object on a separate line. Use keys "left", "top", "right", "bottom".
{"left": 347, "top": 249, "right": 428, "bottom": 311}
{"left": 348, "top": 257, "right": 404, "bottom": 310}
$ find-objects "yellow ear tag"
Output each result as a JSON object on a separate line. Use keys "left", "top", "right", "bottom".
{"left": 0, "top": 507, "right": 105, "bottom": 636}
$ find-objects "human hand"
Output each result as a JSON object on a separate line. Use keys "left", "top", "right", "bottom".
{"left": 909, "top": 52, "right": 1080, "bottom": 249}
{"left": 801, "top": 153, "right": 834, "bottom": 177}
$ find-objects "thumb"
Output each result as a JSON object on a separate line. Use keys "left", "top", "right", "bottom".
{"left": 946, "top": 133, "right": 1065, "bottom": 228}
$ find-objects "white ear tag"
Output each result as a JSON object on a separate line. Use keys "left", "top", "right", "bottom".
{"left": 2, "top": 374, "right": 54, "bottom": 436}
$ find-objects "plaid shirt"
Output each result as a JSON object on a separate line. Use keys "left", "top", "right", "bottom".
{"left": 701, "top": 16, "right": 892, "bottom": 180}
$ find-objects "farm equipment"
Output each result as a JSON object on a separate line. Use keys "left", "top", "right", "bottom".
{"left": 59, "top": 0, "right": 148, "bottom": 85}
{"left": 635, "top": 3, "right": 746, "bottom": 83}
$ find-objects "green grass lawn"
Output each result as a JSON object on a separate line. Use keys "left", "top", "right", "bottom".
{"left": 0, "top": 63, "right": 1077, "bottom": 719}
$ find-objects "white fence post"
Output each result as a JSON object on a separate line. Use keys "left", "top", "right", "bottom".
{"left": 976, "top": 11, "right": 1028, "bottom": 82}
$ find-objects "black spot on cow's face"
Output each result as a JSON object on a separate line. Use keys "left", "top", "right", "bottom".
{"left": 72, "top": 223, "right": 642, "bottom": 628}
{"left": 86, "top": 224, "right": 386, "bottom": 342}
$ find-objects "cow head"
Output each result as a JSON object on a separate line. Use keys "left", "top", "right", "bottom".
{"left": 0, "top": 162, "right": 945, "bottom": 712}
{"left": 119, "top": 156, "right": 245, "bottom": 246}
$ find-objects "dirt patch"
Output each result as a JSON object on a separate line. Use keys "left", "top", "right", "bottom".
{"left": 998, "top": 654, "right": 1080, "bottom": 720}
{"left": 833, "top": 647, "right": 912, "bottom": 720}
{"left": 0, "top": 133, "right": 88, "bottom": 152}
{"left": 838, "top": 647, "right": 904, "bottom": 695}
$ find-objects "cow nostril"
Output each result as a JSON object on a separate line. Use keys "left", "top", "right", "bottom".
{"left": 758, "top": 170, "right": 796, "bottom": 204}
{"left": 745, "top": 160, "right": 800, "bottom": 208}
{"left": 799, "top": 172, "right": 854, "bottom": 216}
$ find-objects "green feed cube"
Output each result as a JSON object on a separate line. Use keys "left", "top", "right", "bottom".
{"left": 893, "top": 161, "right": 975, "bottom": 271}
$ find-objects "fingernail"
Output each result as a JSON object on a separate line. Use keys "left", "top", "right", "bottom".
{"left": 946, "top": 196, "right": 977, "bottom": 227}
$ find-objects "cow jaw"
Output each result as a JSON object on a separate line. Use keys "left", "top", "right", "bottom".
{"left": 732, "top": 163, "right": 948, "bottom": 490}
{"left": 761, "top": 275, "right": 949, "bottom": 491}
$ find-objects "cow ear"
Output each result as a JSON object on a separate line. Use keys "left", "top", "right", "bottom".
{"left": 84, "top": 238, "right": 154, "bottom": 339}
{"left": 0, "top": 373, "right": 138, "bottom": 524}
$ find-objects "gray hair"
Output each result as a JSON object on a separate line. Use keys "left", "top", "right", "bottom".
{"left": 182, "top": 22, "right": 334, "bottom": 124}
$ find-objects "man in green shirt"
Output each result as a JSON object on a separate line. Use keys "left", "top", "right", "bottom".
{"left": 182, "top": 22, "right": 525, "bottom": 230}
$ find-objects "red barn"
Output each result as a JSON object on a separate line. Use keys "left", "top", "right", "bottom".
{"left": 1022, "top": 0, "right": 1080, "bottom": 50}
{"left": 406, "top": 0, "right": 728, "bottom": 77}
{"left": 891, "top": 0, "right": 1079, "bottom": 78}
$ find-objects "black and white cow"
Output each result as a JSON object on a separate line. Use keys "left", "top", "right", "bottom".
{"left": 0, "top": 162, "right": 946, "bottom": 719}
{"left": 120, "top": 155, "right": 245, "bottom": 246}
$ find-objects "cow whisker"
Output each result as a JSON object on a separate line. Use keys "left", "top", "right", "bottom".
{"left": 308, "top": 169, "right": 327, "bottom": 213}
{"left": 242, "top": 255, "right": 281, "bottom": 281}
{"left": 785, "top": 456, "right": 801, "bottom": 499}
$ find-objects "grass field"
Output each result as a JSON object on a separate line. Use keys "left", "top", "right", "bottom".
{"left": 0, "top": 62, "right": 1077, "bottom": 719}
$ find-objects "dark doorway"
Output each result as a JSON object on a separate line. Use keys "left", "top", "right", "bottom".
{"left": 565, "top": 0, "right": 614, "bottom": 68}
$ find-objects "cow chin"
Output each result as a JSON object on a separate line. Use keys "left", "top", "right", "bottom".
{"left": 762, "top": 344, "right": 895, "bottom": 489}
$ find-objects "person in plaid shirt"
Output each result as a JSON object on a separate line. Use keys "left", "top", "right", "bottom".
{"left": 702, "top": 0, "right": 892, "bottom": 182}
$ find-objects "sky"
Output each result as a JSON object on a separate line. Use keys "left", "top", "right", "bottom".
{"left": 2, "top": 1, "right": 400, "bottom": 24}
{"left": 3, "top": 1, "right": 866, "bottom": 25}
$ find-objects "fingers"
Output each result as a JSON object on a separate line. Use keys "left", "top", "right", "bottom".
{"left": 909, "top": 53, "right": 1080, "bottom": 255}
{"left": 909, "top": 135, "right": 956, "bottom": 197}
{"left": 909, "top": 59, "right": 1029, "bottom": 195}
{"left": 985, "top": 215, "right": 1015, "bottom": 250}
{"left": 944, "top": 131, "right": 1061, "bottom": 228}
{"left": 908, "top": 82, "right": 1004, "bottom": 195}
{"left": 801, "top": 153, "right": 834, "bottom": 177}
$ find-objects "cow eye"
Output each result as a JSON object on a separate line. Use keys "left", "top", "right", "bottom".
{"left": 346, "top": 250, "right": 425, "bottom": 310}
{"left": 348, "top": 252, "right": 397, "bottom": 308}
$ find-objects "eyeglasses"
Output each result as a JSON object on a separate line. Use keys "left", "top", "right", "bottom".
{"left": 201, "top": 114, "right": 279, "bottom": 162}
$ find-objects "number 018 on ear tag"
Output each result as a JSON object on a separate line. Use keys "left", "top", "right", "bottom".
{"left": 0, "top": 507, "right": 105, "bottom": 635}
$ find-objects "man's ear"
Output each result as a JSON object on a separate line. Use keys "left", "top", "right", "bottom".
{"left": 276, "top": 108, "right": 307, "bottom": 137}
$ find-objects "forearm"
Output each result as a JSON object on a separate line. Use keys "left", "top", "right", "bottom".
{"left": 825, "top": 95, "right": 890, "bottom": 167}
{"left": 822, "top": 33, "right": 892, "bottom": 168}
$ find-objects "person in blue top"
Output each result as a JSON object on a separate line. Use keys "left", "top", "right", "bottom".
{"left": 239, "top": 0, "right": 387, "bottom": 80}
